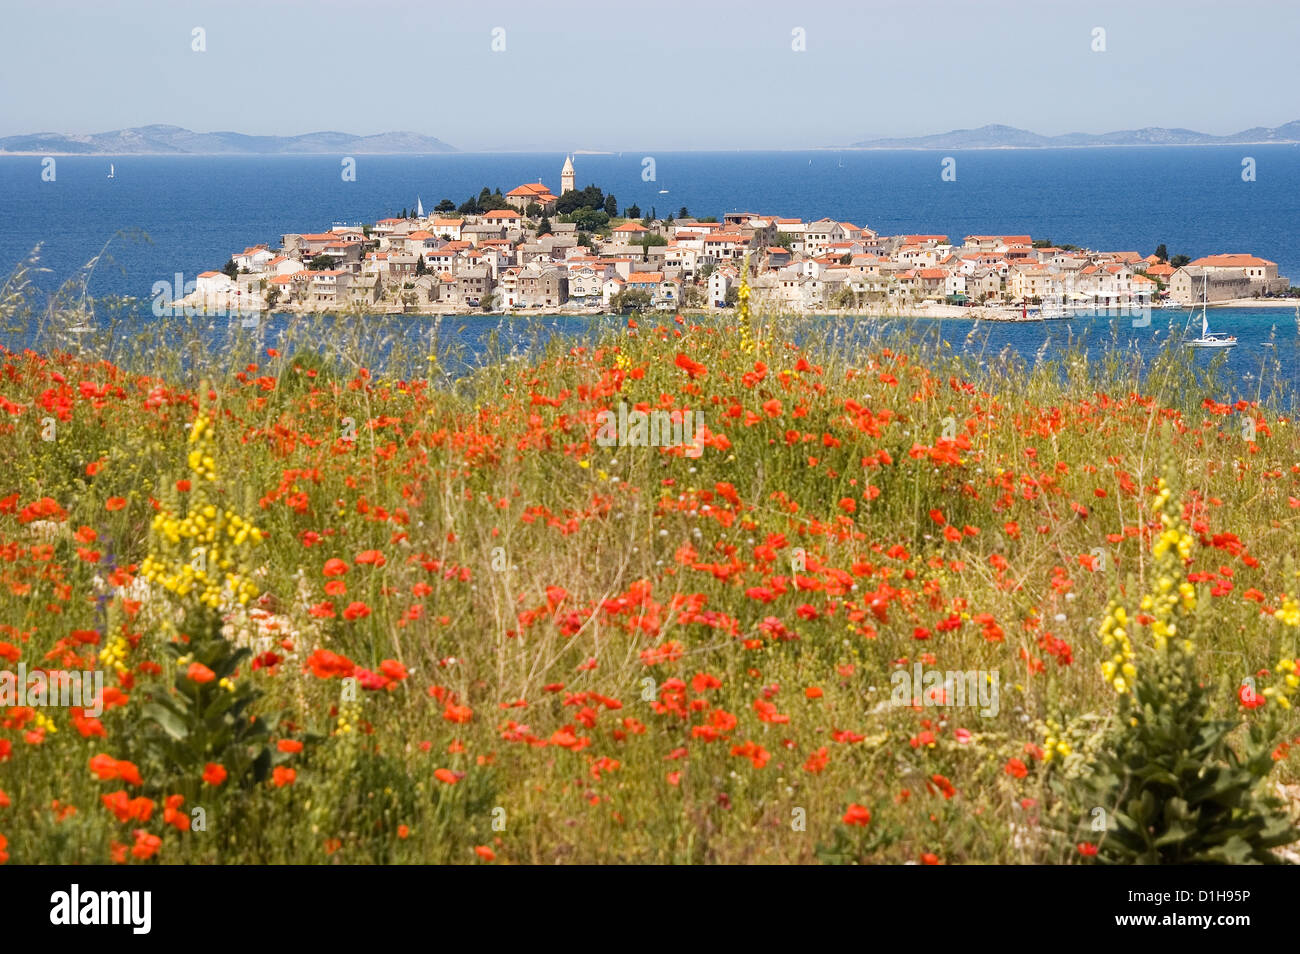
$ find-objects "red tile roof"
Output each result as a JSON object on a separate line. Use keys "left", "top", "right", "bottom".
{"left": 1190, "top": 253, "right": 1275, "bottom": 268}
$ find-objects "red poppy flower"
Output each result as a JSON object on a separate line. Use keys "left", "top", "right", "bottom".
{"left": 804, "top": 746, "right": 829, "bottom": 774}
{"left": 674, "top": 353, "right": 707, "bottom": 378}
{"left": 89, "top": 754, "right": 143, "bottom": 787}
{"left": 379, "top": 659, "right": 409, "bottom": 681}
{"left": 272, "top": 766, "right": 296, "bottom": 788}
{"left": 730, "top": 740, "right": 770, "bottom": 768}
{"left": 186, "top": 662, "right": 216, "bottom": 684}
{"left": 163, "top": 794, "right": 189, "bottom": 832}
{"left": 443, "top": 704, "right": 473, "bottom": 724}
{"left": 342, "top": 601, "right": 371, "bottom": 621}
{"left": 842, "top": 803, "right": 872, "bottom": 826}
{"left": 928, "top": 774, "right": 956, "bottom": 799}
{"left": 306, "top": 649, "right": 355, "bottom": 679}
{"left": 131, "top": 830, "right": 162, "bottom": 860}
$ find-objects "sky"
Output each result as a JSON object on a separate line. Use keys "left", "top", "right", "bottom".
{"left": 2, "top": 0, "right": 1298, "bottom": 152}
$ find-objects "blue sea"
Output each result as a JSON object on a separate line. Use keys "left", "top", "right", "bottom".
{"left": 2, "top": 147, "right": 1299, "bottom": 398}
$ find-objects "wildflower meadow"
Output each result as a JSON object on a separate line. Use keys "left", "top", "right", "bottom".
{"left": 2, "top": 262, "right": 1300, "bottom": 865}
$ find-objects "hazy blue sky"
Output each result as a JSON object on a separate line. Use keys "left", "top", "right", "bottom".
{"left": 2, "top": 0, "right": 1297, "bottom": 151}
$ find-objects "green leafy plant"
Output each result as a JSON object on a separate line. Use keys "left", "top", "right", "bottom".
{"left": 1060, "top": 643, "right": 1296, "bottom": 863}
{"left": 1056, "top": 462, "right": 1298, "bottom": 864}
{"left": 135, "top": 610, "right": 278, "bottom": 790}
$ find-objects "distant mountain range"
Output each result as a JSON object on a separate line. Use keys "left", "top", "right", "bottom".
{"left": 848, "top": 121, "right": 1300, "bottom": 150}
{"left": 0, "top": 124, "right": 457, "bottom": 155}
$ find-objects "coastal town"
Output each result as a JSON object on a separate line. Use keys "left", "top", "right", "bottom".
{"left": 179, "top": 156, "right": 1294, "bottom": 319}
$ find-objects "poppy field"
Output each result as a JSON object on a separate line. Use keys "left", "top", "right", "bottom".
{"left": 3, "top": 279, "right": 1300, "bottom": 865}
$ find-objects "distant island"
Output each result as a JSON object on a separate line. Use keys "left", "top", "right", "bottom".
{"left": 848, "top": 120, "right": 1300, "bottom": 150}
{"left": 0, "top": 124, "right": 457, "bottom": 155}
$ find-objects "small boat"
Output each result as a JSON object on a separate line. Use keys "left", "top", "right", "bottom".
{"left": 107, "top": 163, "right": 115, "bottom": 179}
{"left": 1159, "top": 299, "right": 1182, "bottom": 309}
{"left": 658, "top": 188, "right": 669, "bottom": 194}
{"left": 1184, "top": 275, "right": 1236, "bottom": 348}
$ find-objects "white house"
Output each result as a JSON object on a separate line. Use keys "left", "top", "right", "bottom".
{"left": 602, "top": 276, "right": 625, "bottom": 307}
{"left": 708, "top": 267, "right": 735, "bottom": 307}
{"left": 233, "top": 245, "right": 275, "bottom": 272}
{"left": 195, "top": 271, "right": 234, "bottom": 295}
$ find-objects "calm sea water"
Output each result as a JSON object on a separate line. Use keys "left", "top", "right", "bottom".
{"left": 2, "top": 147, "right": 1299, "bottom": 399}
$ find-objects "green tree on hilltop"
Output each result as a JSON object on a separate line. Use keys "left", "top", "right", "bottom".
{"left": 556, "top": 184, "right": 606, "bottom": 216}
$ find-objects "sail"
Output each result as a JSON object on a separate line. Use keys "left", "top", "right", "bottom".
{"left": 416, "top": 196, "right": 424, "bottom": 218}
{"left": 1201, "top": 274, "right": 1208, "bottom": 337}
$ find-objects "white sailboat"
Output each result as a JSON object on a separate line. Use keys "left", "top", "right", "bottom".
{"left": 416, "top": 195, "right": 424, "bottom": 218}
{"left": 1185, "top": 274, "right": 1236, "bottom": 348}
{"left": 107, "top": 163, "right": 115, "bottom": 179}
